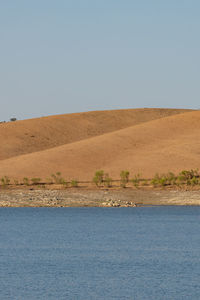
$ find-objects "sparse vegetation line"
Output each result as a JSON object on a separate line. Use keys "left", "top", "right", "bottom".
{"left": 1, "top": 169, "right": 200, "bottom": 190}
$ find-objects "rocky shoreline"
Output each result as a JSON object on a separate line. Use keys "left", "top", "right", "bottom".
{"left": 0, "top": 188, "right": 200, "bottom": 207}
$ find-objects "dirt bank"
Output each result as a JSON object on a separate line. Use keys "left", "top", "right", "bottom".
{"left": 0, "top": 188, "right": 200, "bottom": 207}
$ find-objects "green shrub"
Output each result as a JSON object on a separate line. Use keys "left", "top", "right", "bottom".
{"left": 71, "top": 179, "right": 78, "bottom": 187}
{"left": 151, "top": 172, "right": 179, "bottom": 187}
{"left": 51, "top": 172, "right": 66, "bottom": 184}
{"left": 120, "top": 170, "right": 129, "bottom": 188}
{"left": 60, "top": 178, "right": 68, "bottom": 187}
{"left": 104, "top": 173, "right": 112, "bottom": 188}
{"left": 151, "top": 177, "right": 158, "bottom": 187}
{"left": 60, "top": 178, "right": 67, "bottom": 185}
{"left": 177, "top": 169, "right": 199, "bottom": 186}
{"left": 51, "top": 173, "right": 58, "bottom": 183}
{"left": 165, "top": 172, "right": 176, "bottom": 185}
{"left": 177, "top": 175, "right": 185, "bottom": 185}
{"left": 179, "top": 169, "right": 199, "bottom": 181}
{"left": 46, "top": 177, "right": 53, "bottom": 184}
{"left": 93, "top": 170, "right": 104, "bottom": 187}
{"left": 13, "top": 179, "right": 19, "bottom": 185}
{"left": 151, "top": 173, "right": 167, "bottom": 187}
{"left": 31, "top": 178, "right": 41, "bottom": 185}
{"left": 23, "top": 177, "right": 30, "bottom": 186}
{"left": 93, "top": 176, "right": 99, "bottom": 187}
{"left": 1, "top": 176, "right": 10, "bottom": 187}
{"left": 131, "top": 174, "right": 140, "bottom": 188}
{"left": 191, "top": 177, "right": 199, "bottom": 185}
{"left": 160, "top": 177, "right": 167, "bottom": 186}
{"left": 141, "top": 179, "right": 148, "bottom": 186}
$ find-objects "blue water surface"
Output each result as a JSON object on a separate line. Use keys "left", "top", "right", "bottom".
{"left": 0, "top": 206, "right": 200, "bottom": 300}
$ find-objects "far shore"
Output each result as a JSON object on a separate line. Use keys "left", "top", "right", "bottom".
{"left": 0, "top": 187, "right": 200, "bottom": 207}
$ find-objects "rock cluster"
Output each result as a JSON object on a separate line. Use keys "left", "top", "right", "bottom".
{"left": 102, "top": 199, "right": 136, "bottom": 207}
{"left": 0, "top": 201, "right": 11, "bottom": 207}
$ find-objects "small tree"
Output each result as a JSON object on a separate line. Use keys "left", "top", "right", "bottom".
{"left": 10, "top": 118, "right": 17, "bottom": 122}
{"left": 131, "top": 174, "right": 140, "bottom": 188}
{"left": 23, "top": 177, "right": 30, "bottom": 186}
{"left": 93, "top": 170, "right": 104, "bottom": 187}
{"left": 120, "top": 170, "right": 129, "bottom": 188}
{"left": 71, "top": 179, "right": 78, "bottom": 187}
{"left": 178, "top": 169, "right": 197, "bottom": 180}
{"left": 14, "top": 179, "right": 19, "bottom": 185}
{"left": 1, "top": 176, "right": 10, "bottom": 187}
{"left": 51, "top": 172, "right": 66, "bottom": 184}
{"left": 104, "top": 173, "right": 112, "bottom": 188}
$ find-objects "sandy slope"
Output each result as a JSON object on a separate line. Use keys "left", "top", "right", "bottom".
{"left": 0, "top": 108, "right": 190, "bottom": 160}
{"left": 0, "top": 109, "right": 199, "bottom": 180}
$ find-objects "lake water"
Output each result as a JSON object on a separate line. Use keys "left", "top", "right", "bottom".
{"left": 0, "top": 207, "right": 200, "bottom": 300}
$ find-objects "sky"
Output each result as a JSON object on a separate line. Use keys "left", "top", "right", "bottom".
{"left": 0, "top": 0, "right": 199, "bottom": 121}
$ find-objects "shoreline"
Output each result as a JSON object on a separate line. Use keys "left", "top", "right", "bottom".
{"left": 0, "top": 188, "right": 200, "bottom": 207}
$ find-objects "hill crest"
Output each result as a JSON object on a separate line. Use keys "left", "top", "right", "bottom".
{"left": 0, "top": 108, "right": 198, "bottom": 180}
{"left": 0, "top": 108, "right": 192, "bottom": 160}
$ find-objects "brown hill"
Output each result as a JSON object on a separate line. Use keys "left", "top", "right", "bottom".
{"left": 0, "top": 109, "right": 199, "bottom": 181}
{"left": 0, "top": 108, "right": 191, "bottom": 160}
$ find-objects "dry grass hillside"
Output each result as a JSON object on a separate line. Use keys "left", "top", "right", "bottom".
{"left": 0, "top": 108, "right": 199, "bottom": 181}
{"left": 0, "top": 108, "right": 190, "bottom": 160}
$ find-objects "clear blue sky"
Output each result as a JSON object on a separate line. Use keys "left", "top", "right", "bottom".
{"left": 0, "top": 0, "right": 199, "bottom": 121}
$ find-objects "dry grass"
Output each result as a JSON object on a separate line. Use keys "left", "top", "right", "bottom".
{"left": 0, "top": 108, "right": 199, "bottom": 180}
